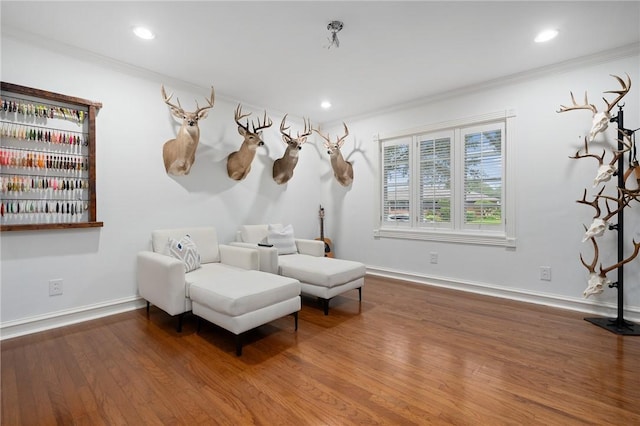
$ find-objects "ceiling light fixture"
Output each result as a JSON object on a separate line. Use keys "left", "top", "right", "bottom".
{"left": 133, "top": 26, "right": 155, "bottom": 40}
{"left": 534, "top": 29, "right": 558, "bottom": 43}
{"left": 326, "top": 20, "right": 343, "bottom": 49}
{"left": 321, "top": 101, "right": 332, "bottom": 109}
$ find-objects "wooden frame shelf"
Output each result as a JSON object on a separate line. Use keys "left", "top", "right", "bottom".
{"left": 0, "top": 82, "right": 103, "bottom": 232}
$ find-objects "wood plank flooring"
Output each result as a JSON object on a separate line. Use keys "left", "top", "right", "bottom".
{"left": 2, "top": 275, "right": 640, "bottom": 425}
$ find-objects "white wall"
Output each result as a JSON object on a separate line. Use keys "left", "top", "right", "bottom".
{"left": 322, "top": 48, "right": 640, "bottom": 318}
{"left": 0, "top": 36, "right": 325, "bottom": 335}
{"left": 2, "top": 34, "right": 639, "bottom": 337}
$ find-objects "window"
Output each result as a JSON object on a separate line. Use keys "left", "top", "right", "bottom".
{"left": 382, "top": 137, "right": 411, "bottom": 224}
{"left": 375, "top": 110, "right": 516, "bottom": 247}
{"left": 418, "top": 132, "right": 452, "bottom": 228}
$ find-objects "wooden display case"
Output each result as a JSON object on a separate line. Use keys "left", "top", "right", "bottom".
{"left": 0, "top": 82, "right": 103, "bottom": 231}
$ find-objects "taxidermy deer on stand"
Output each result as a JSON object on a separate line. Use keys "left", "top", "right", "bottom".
{"left": 160, "top": 84, "right": 215, "bottom": 176}
{"left": 314, "top": 123, "right": 354, "bottom": 187}
{"left": 227, "top": 104, "right": 273, "bottom": 180}
{"left": 272, "top": 115, "right": 312, "bottom": 185}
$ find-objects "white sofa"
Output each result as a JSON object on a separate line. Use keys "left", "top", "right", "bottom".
{"left": 235, "top": 224, "right": 366, "bottom": 315}
{"left": 137, "top": 226, "right": 301, "bottom": 355}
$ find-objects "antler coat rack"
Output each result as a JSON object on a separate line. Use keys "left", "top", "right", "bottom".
{"left": 558, "top": 73, "right": 639, "bottom": 335}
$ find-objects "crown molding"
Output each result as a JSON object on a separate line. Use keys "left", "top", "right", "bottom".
{"left": 323, "top": 42, "right": 640, "bottom": 129}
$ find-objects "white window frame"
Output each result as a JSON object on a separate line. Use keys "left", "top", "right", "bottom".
{"left": 374, "top": 110, "right": 516, "bottom": 247}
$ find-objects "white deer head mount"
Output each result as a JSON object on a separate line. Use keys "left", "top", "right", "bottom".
{"left": 557, "top": 73, "right": 631, "bottom": 142}
{"left": 569, "top": 136, "right": 629, "bottom": 188}
{"left": 580, "top": 236, "right": 640, "bottom": 298}
{"left": 313, "top": 123, "right": 354, "bottom": 187}
{"left": 582, "top": 218, "right": 608, "bottom": 242}
{"left": 272, "top": 115, "right": 312, "bottom": 185}
{"left": 161, "top": 84, "right": 215, "bottom": 176}
{"left": 577, "top": 187, "right": 631, "bottom": 242}
{"left": 226, "top": 104, "right": 273, "bottom": 181}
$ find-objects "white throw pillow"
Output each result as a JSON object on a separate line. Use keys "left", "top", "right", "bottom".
{"left": 267, "top": 224, "right": 297, "bottom": 255}
{"left": 167, "top": 234, "right": 201, "bottom": 272}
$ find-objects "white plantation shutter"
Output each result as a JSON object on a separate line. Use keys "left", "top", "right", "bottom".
{"left": 418, "top": 133, "right": 452, "bottom": 228}
{"left": 463, "top": 124, "right": 503, "bottom": 230}
{"left": 382, "top": 138, "right": 411, "bottom": 225}
{"left": 376, "top": 110, "right": 514, "bottom": 246}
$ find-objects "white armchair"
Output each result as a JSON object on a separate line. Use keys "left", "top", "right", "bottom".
{"left": 137, "top": 226, "right": 301, "bottom": 355}
{"left": 232, "top": 228, "right": 324, "bottom": 274}
{"left": 137, "top": 226, "right": 260, "bottom": 331}
{"left": 235, "top": 224, "right": 366, "bottom": 315}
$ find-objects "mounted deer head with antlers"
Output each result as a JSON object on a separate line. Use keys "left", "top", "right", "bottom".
{"left": 314, "top": 123, "right": 354, "bottom": 187}
{"left": 557, "top": 73, "right": 631, "bottom": 142}
{"left": 161, "top": 84, "right": 215, "bottom": 176}
{"left": 272, "top": 115, "right": 312, "bottom": 185}
{"left": 226, "top": 104, "right": 273, "bottom": 181}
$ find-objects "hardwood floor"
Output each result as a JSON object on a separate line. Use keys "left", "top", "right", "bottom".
{"left": 2, "top": 275, "right": 640, "bottom": 425}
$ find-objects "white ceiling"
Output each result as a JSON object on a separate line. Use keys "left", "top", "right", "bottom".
{"left": 2, "top": 1, "right": 639, "bottom": 125}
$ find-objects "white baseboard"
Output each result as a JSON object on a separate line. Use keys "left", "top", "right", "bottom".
{"left": 3, "top": 268, "right": 639, "bottom": 340}
{"left": 366, "top": 266, "right": 640, "bottom": 323}
{"left": 0, "top": 296, "right": 147, "bottom": 341}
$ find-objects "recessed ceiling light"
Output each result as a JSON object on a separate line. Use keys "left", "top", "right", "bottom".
{"left": 535, "top": 29, "right": 558, "bottom": 43}
{"left": 133, "top": 26, "right": 155, "bottom": 40}
{"left": 321, "top": 101, "right": 332, "bottom": 109}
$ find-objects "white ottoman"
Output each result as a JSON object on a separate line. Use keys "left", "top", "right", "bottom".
{"left": 190, "top": 270, "right": 301, "bottom": 355}
{"left": 277, "top": 255, "right": 366, "bottom": 315}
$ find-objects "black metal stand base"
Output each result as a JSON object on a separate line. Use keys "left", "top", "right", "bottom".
{"left": 585, "top": 317, "right": 640, "bottom": 335}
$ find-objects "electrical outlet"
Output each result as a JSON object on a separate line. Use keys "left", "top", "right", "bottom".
{"left": 49, "top": 279, "right": 63, "bottom": 296}
{"left": 430, "top": 252, "right": 438, "bottom": 264}
{"left": 540, "top": 267, "right": 551, "bottom": 281}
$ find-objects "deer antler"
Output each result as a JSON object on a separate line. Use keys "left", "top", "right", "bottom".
{"left": 279, "top": 114, "right": 291, "bottom": 141}
{"left": 313, "top": 126, "right": 332, "bottom": 148}
{"left": 581, "top": 234, "right": 610, "bottom": 298}
{"left": 162, "top": 84, "right": 214, "bottom": 117}
{"left": 280, "top": 115, "right": 312, "bottom": 144}
{"left": 557, "top": 74, "right": 631, "bottom": 115}
{"left": 600, "top": 239, "right": 640, "bottom": 277}
{"left": 598, "top": 187, "right": 632, "bottom": 222}
{"left": 194, "top": 86, "right": 215, "bottom": 116}
{"left": 569, "top": 137, "right": 605, "bottom": 164}
{"left": 161, "top": 84, "right": 184, "bottom": 115}
{"left": 571, "top": 133, "right": 632, "bottom": 187}
{"left": 603, "top": 73, "right": 632, "bottom": 114}
{"left": 580, "top": 234, "right": 599, "bottom": 275}
{"left": 576, "top": 187, "right": 604, "bottom": 219}
{"left": 335, "top": 123, "right": 349, "bottom": 148}
{"left": 569, "top": 135, "right": 629, "bottom": 168}
{"left": 558, "top": 74, "right": 632, "bottom": 142}
{"left": 235, "top": 104, "right": 272, "bottom": 133}
{"left": 314, "top": 123, "right": 349, "bottom": 148}
{"left": 234, "top": 104, "right": 252, "bottom": 133}
{"left": 252, "top": 110, "right": 273, "bottom": 133}
{"left": 557, "top": 91, "right": 597, "bottom": 115}
{"left": 298, "top": 118, "right": 313, "bottom": 140}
